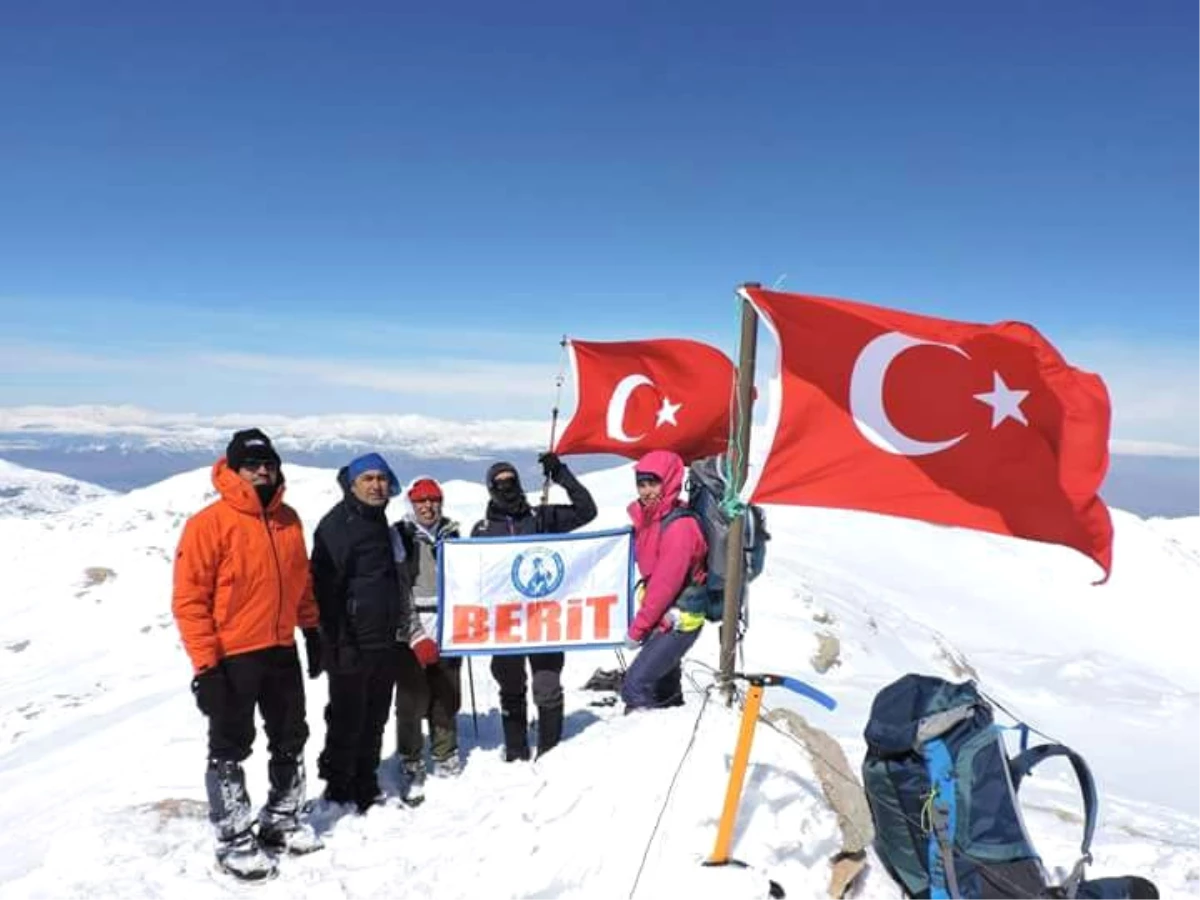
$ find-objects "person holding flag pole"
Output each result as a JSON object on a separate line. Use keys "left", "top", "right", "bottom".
{"left": 472, "top": 337, "right": 598, "bottom": 762}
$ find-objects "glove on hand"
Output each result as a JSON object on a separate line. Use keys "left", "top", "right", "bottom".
{"left": 302, "top": 628, "right": 323, "bottom": 679}
{"left": 622, "top": 633, "right": 642, "bottom": 651}
{"left": 411, "top": 635, "right": 440, "bottom": 668}
{"left": 538, "top": 451, "right": 565, "bottom": 481}
{"left": 191, "top": 664, "right": 228, "bottom": 717}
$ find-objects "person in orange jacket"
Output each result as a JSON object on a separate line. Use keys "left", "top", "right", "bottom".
{"left": 172, "top": 428, "right": 323, "bottom": 881}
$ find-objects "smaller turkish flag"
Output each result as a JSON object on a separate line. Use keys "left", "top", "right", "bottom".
{"left": 555, "top": 338, "right": 736, "bottom": 462}
{"left": 744, "top": 287, "right": 1114, "bottom": 578}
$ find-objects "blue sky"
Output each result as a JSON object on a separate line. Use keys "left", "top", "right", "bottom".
{"left": 1, "top": 0, "right": 1196, "bottom": 448}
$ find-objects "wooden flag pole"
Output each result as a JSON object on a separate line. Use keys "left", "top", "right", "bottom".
{"left": 718, "top": 284, "right": 759, "bottom": 702}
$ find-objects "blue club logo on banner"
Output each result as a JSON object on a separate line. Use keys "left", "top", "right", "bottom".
{"left": 511, "top": 547, "right": 566, "bottom": 599}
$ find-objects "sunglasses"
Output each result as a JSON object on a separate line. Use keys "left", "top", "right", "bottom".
{"left": 635, "top": 473, "right": 661, "bottom": 486}
{"left": 240, "top": 460, "right": 279, "bottom": 473}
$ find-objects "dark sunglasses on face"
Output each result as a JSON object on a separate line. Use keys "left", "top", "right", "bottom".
{"left": 240, "top": 460, "right": 278, "bottom": 473}
{"left": 635, "top": 473, "right": 661, "bottom": 486}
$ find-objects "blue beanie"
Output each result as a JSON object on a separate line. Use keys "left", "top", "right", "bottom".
{"left": 346, "top": 452, "right": 399, "bottom": 497}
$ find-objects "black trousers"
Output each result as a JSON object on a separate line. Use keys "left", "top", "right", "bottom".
{"left": 204, "top": 645, "right": 309, "bottom": 840}
{"left": 395, "top": 648, "right": 463, "bottom": 763}
{"left": 490, "top": 652, "right": 565, "bottom": 716}
{"left": 208, "top": 645, "right": 309, "bottom": 764}
{"left": 318, "top": 647, "right": 397, "bottom": 807}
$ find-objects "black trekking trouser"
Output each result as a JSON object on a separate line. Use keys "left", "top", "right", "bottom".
{"left": 490, "top": 651, "right": 565, "bottom": 714}
{"left": 318, "top": 647, "right": 397, "bottom": 807}
{"left": 204, "top": 645, "right": 309, "bottom": 840}
{"left": 207, "top": 645, "right": 309, "bottom": 763}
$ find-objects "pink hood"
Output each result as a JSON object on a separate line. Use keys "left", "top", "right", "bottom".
{"left": 626, "top": 449, "right": 686, "bottom": 532}
{"left": 625, "top": 450, "right": 707, "bottom": 641}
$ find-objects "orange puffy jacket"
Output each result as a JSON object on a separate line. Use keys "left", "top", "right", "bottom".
{"left": 172, "top": 459, "right": 319, "bottom": 673}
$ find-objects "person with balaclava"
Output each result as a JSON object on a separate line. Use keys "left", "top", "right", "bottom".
{"left": 172, "top": 428, "right": 323, "bottom": 881}
{"left": 392, "top": 477, "right": 462, "bottom": 800}
{"left": 471, "top": 453, "right": 597, "bottom": 761}
{"left": 311, "top": 453, "right": 438, "bottom": 812}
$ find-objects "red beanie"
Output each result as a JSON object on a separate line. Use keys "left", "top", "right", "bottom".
{"left": 408, "top": 478, "right": 443, "bottom": 502}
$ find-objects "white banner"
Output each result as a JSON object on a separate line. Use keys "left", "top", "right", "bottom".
{"left": 437, "top": 527, "right": 634, "bottom": 655}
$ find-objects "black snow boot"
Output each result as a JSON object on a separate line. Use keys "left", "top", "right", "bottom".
{"left": 258, "top": 753, "right": 322, "bottom": 855}
{"left": 501, "top": 704, "right": 531, "bottom": 762}
{"left": 536, "top": 704, "right": 564, "bottom": 758}
{"left": 206, "top": 758, "right": 276, "bottom": 881}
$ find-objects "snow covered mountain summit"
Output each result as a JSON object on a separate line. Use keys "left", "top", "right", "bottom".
{"left": 0, "top": 460, "right": 1195, "bottom": 898}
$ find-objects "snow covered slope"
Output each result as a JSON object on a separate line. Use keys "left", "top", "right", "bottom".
{"left": 0, "top": 461, "right": 1196, "bottom": 898}
{"left": 0, "top": 458, "right": 113, "bottom": 518}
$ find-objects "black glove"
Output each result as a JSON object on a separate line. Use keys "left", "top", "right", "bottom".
{"left": 302, "top": 628, "right": 323, "bottom": 679}
{"left": 191, "top": 664, "right": 228, "bottom": 717}
{"left": 538, "top": 451, "right": 565, "bottom": 481}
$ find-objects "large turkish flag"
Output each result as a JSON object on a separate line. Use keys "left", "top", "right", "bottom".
{"left": 744, "top": 287, "right": 1113, "bottom": 577}
{"left": 554, "top": 338, "right": 737, "bottom": 462}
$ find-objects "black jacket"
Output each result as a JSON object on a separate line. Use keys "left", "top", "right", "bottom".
{"left": 311, "top": 468, "right": 413, "bottom": 655}
{"left": 471, "top": 465, "right": 597, "bottom": 538}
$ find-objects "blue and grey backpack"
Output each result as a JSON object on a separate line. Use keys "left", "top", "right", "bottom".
{"left": 862, "top": 674, "right": 1158, "bottom": 899}
{"left": 661, "top": 455, "right": 769, "bottom": 623}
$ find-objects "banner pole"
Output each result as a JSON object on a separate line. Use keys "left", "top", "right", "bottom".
{"left": 718, "top": 285, "right": 759, "bottom": 702}
{"left": 466, "top": 657, "right": 479, "bottom": 738}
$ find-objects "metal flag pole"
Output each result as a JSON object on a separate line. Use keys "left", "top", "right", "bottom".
{"left": 540, "top": 335, "right": 569, "bottom": 507}
{"left": 718, "top": 284, "right": 760, "bottom": 703}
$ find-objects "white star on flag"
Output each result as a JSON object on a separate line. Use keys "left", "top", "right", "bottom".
{"left": 973, "top": 372, "right": 1030, "bottom": 428}
{"left": 655, "top": 396, "right": 682, "bottom": 427}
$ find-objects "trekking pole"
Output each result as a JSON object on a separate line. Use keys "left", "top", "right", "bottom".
{"left": 466, "top": 657, "right": 479, "bottom": 738}
{"left": 540, "top": 335, "right": 569, "bottom": 507}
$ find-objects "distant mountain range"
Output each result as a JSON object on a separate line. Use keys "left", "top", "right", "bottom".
{"left": 0, "top": 405, "right": 1195, "bottom": 515}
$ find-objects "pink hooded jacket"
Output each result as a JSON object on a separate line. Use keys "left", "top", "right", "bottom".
{"left": 627, "top": 450, "right": 707, "bottom": 642}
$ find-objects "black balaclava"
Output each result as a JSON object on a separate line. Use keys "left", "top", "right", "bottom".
{"left": 486, "top": 461, "right": 530, "bottom": 517}
{"left": 255, "top": 482, "right": 279, "bottom": 508}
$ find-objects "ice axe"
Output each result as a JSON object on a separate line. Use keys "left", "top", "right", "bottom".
{"left": 703, "top": 672, "right": 838, "bottom": 899}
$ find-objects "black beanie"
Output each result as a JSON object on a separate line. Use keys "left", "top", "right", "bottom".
{"left": 226, "top": 428, "right": 281, "bottom": 471}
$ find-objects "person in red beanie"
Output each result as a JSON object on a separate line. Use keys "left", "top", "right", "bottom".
{"left": 392, "top": 476, "right": 463, "bottom": 800}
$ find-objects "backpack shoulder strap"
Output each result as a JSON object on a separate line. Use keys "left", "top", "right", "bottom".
{"left": 662, "top": 507, "right": 700, "bottom": 529}
{"left": 1010, "top": 743, "right": 1098, "bottom": 895}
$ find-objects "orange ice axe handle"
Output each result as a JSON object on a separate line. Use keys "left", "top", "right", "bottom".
{"left": 708, "top": 682, "right": 765, "bottom": 866}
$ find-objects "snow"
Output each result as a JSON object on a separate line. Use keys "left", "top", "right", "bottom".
{"left": 0, "top": 460, "right": 1197, "bottom": 898}
{"left": 0, "top": 405, "right": 548, "bottom": 458}
{"left": 0, "top": 458, "right": 113, "bottom": 518}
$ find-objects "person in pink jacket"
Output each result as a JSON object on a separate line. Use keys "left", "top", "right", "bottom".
{"left": 622, "top": 449, "right": 708, "bottom": 711}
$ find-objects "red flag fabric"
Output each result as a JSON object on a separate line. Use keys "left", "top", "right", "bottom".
{"left": 744, "top": 287, "right": 1113, "bottom": 577}
{"left": 555, "top": 338, "right": 737, "bottom": 462}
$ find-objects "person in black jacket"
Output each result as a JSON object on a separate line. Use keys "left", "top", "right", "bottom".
{"left": 312, "top": 453, "right": 438, "bottom": 811}
{"left": 471, "top": 452, "right": 597, "bottom": 762}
